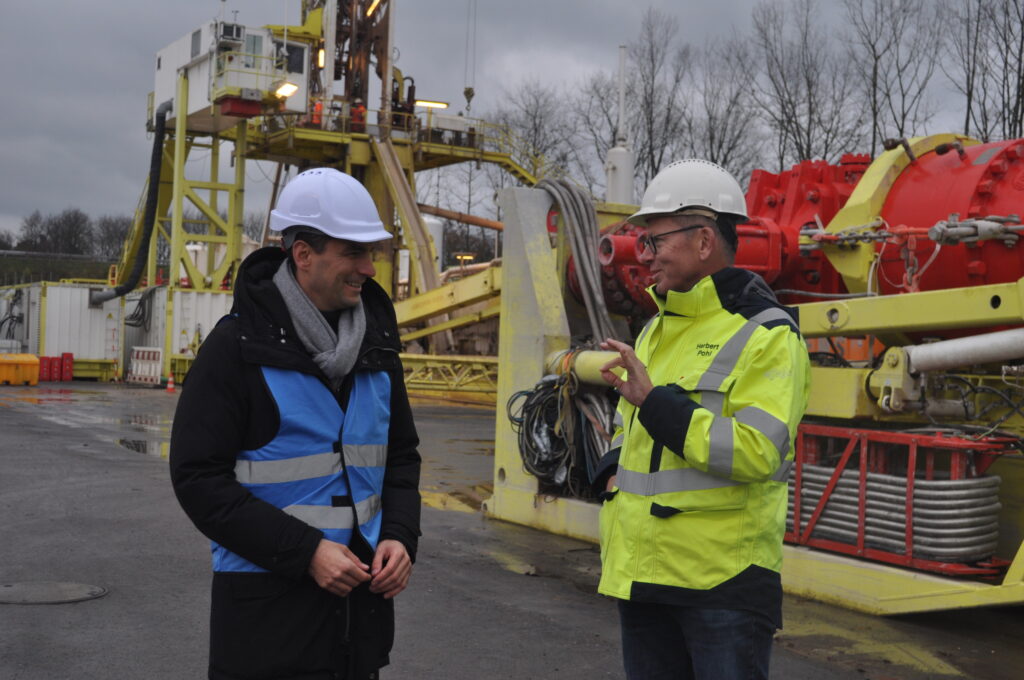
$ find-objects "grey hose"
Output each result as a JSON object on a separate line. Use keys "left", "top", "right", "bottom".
{"left": 537, "top": 179, "right": 619, "bottom": 343}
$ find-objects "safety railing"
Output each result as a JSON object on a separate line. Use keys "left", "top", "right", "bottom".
{"left": 211, "top": 51, "right": 293, "bottom": 101}
{"left": 251, "top": 104, "right": 418, "bottom": 137}
{"left": 245, "top": 99, "right": 561, "bottom": 183}
{"left": 417, "top": 112, "right": 563, "bottom": 183}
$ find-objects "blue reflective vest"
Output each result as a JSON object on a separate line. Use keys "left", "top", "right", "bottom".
{"left": 212, "top": 366, "right": 391, "bottom": 572}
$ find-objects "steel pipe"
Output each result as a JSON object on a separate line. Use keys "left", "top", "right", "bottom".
{"left": 905, "top": 327, "right": 1024, "bottom": 373}
{"left": 787, "top": 463, "right": 1002, "bottom": 562}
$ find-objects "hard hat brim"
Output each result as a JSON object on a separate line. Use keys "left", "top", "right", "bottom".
{"left": 342, "top": 226, "right": 394, "bottom": 242}
{"left": 279, "top": 224, "right": 393, "bottom": 248}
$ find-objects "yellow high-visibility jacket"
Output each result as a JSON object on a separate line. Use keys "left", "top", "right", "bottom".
{"left": 598, "top": 268, "right": 810, "bottom": 610}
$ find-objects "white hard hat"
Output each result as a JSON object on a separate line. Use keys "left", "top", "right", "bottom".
{"left": 270, "top": 168, "right": 391, "bottom": 243}
{"left": 628, "top": 158, "right": 748, "bottom": 227}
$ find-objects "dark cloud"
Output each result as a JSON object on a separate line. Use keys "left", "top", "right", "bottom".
{"left": 0, "top": 0, "right": 756, "bottom": 237}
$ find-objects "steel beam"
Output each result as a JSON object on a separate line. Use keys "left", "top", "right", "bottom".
{"left": 798, "top": 278, "right": 1024, "bottom": 339}
{"left": 393, "top": 266, "right": 501, "bottom": 327}
{"left": 399, "top": 298, "right": 499, "bottom": 342}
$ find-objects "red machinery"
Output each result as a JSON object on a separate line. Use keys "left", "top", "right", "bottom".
{"left": 577, "top": 154, "right": 873, "bottom": 316}
{"left": 563, "top": 137, "right": 1024, "bottom": 581}
{"left": 577, "top": 140, "right": 1024, "bottom": 317}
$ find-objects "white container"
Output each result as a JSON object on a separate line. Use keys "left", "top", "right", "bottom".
{"left": 0, "top": 283, "right": 122, "bottom": 362}
{"left": 124, "top": 286, "right": 234, "bottom": 378}
{"left": 154, "top": 20, "right": 308, "bottom": 133}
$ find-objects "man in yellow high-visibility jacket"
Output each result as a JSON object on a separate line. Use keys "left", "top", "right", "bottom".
{"left": 597, "top": 159, "right": 810, "bottom": 680}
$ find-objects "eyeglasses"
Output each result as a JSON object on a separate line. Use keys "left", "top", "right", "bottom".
{"left": 637, "top": 224, "right": 704, "bottom": 255}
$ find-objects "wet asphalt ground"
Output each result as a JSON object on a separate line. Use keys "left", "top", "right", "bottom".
{"left": 0, "top": 384, "right": 1021, "bottom": 679}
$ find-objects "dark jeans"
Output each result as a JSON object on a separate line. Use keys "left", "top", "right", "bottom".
{"left": 617, "top": 600, "right": 774, "bottom": 680}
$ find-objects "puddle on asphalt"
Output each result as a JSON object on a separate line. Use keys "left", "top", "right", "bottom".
{"left": 442, "top": 439, "right": 494, "bottom": 456}
{"left": 0, "top": 387, "right": 116, "bottom": 406}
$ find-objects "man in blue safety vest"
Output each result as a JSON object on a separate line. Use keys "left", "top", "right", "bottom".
{"left": 170, "top": 168, "right": 421, "bottom": 680}
{"left": 596, "top": 159, "right": 811, "bottom": 680}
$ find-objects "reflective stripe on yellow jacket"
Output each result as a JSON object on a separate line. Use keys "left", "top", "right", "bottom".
{"left": 598, "top": 268, "right": 811, "bottom": 600}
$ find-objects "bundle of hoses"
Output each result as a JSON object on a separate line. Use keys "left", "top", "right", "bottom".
{"left": 508, "top": 181, "right": 621, "bottom": 496}
{"left": 0, "top": 290, "right": 23, "bottom": 340}
{"left": 124, "top": 286, "right": 159, "bottom": 331}
{"left": 536, "top": 179, "right": 618, "bottom": 343}
{"left": 507, "top": 372, "right": 615, "bottom": 498}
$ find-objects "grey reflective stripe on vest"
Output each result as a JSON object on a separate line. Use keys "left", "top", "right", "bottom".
{"left": 694, "top": 307, "right": 796, "bottom": 480}
{"left": 636, "top": 316, "right": 657, "bottom": 347}
{"left": 616, "top": 466, "right": 740, "bottom": 495}
{"left": 283, "top": 495, "right": 382, "bottom": 530}
{"left": 611, "top": 411, "right": 625, "bottom": 448}
{"left": 707, "top": 416, "right": 734, "bottom": 477}
{"left": 735, "top": 406, "right": 790, "bottom": 461}
{"left": 700, "top": 391, "right": 725, "bottom": 415}
{"left": 695, "top": 308, "right": 792, "bottom": 391}
{"left": 234, "top": 445, "right": 386, "bottom": 484}
{"left": 344, "top": 443, "right": 388, "bottom": 468}
{"left": 235, "top": 451, "right": 340, "bottom": 484}
{"left": 771, "top": 459, "right": 794, "bottom": 482}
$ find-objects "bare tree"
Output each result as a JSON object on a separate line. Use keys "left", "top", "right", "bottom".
{"left": 988, "top": 0, "right": 1024, "bottom": 139}
{"left": 942, "top": 0, "right": 1002, "bottom": 141}
{"left": 0, "top": 229, "right": 13, "bottom": 250}
{"left": 415, "top": 156, "right": 496, "bottom": 268}
{"left": 17, "top": 209, "right": 93, "bottom": 254}
{"left": 628, "top": 8, "right": 691, "bottom": 186}
{"left": 15, "top": 211, "right": 46, "bottom": 251}
{"left": 94, "top": 215, "right": 132, "bottom": 261}
{"left": 843, "top": 0, "right": 940, "bottom": 155}
{"left": 752, "top": 0, "right": 865, "bottom": 168}
{"left": 243, "top": 212, "right": 266, "bottom": 242}
{"left": 574, "top": 70, "right": 618, "bottom": 195}
{"left": 571, "top": 8, "right": 692, "bottom": 195}
{"left": 490, "top": 78, "right": 580, "bottom": 181}
{"left": 684, "top": 38, "right": 764, "bottom": 181}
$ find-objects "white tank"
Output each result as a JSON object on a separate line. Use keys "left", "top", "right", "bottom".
{"left": 605, "top": 145, "right": 635, "bottom": 205}
{"left": 424, "top": 215, "right": 444, "bottom": 272}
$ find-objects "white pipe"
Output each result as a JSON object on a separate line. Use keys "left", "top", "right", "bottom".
{"left": 322, "top": 0, "right": 337, "bottom": 129}
{"left": 615, "top": 45, "right": 626, "bottom": 146}
{"left": 604, "top": 45, "right": 634, "bottom": 204}
{"left": 905, "top": 328, "right": 1024, "bottom": 373}
{"left": 380, "top": 0, "right": 394, "bottom": 136}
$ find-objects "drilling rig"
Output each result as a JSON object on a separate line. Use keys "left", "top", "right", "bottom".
{"left": 83, "top": 0, "right": 539, "bottom": 385}
{"left": 488, "top": 134, "right": 1024, "bottom": 614}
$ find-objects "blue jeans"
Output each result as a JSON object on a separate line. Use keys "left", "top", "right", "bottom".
{"left": 617, "top": 600, "right": 774, "bottom": 680}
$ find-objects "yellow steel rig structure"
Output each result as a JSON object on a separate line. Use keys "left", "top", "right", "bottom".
{"left": 109, "top": 0, "right": 543, "bottom": 384}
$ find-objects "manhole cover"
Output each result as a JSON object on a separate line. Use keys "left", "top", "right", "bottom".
{"left": 0, "top": 582, "right": 108, "bottom": 604}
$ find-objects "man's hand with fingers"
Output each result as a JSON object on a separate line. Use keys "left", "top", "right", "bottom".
{"left": 308, "top": 539, "right": 372, "bottom": 596}
{"left": 600, "top": 338, "right": 654, "bottom": 407}
{"left": 370, "top": 539, "right": 412, "bottom": 599}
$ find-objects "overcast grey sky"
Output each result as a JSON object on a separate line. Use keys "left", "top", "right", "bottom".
{"left": 0, "top": 1, "right": 759, "bottom": 239}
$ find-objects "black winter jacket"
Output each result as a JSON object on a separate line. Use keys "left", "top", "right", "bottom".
{"left": 170, "top": 247, "right": 421, "bottom": 680}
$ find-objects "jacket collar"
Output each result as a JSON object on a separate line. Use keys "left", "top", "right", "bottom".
{"left": 231, "top": 247, "right": 400, "bottom": 371}
{"left": 647, "top": 267, "right": 757, "bottom": 318}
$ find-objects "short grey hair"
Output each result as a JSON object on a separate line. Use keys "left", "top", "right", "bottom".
{"left": 669, "top": 213, "right": 737, "bottom": 261}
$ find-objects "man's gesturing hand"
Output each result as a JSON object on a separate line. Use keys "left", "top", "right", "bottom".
{"left": 308, "top": 539, "right": 371, "bottom": 596}
{"left": 600, "top": 338, "right": 654, "bottom": 407}
{"left": 370, "top": 539, "right": 412, "bottom": 600}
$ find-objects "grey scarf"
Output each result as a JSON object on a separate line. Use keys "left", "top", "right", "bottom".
{"left": 272, "top": 260, "right": 366, "bottom": 390}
